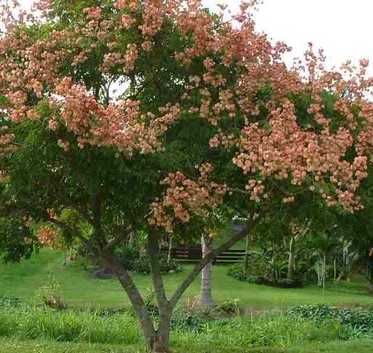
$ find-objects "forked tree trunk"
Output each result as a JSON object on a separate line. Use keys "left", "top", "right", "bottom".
{"left": 199, "top": 235, "right": 214, "bottom": 308}
{"left": 100, "top": 222, "right": 251, "bottom": 353}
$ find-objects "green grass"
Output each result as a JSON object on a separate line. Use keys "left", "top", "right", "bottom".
{"left": 1, "top": 250, "right": 373, "bottom": 352}
{"left": 0, "top": 250, "right": 372, "bottom": 309}
{"left": 0, "top": 305, "right": 371, "bottom": 353}
{"left": 0, "top": 306, "right": 356, "bottom": 346}
{"left": 0, "top": 338, "right": 372, "bottom": 353}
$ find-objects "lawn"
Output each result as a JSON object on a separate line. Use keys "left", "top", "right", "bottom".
{"left": 0, "top": 249, "right": 372, "bottom": 309}
{"left": 1, "top": 250, "right": 373, "bottom": 353}
{"left": 0, "top": 338, "right": 373, "bottom": 353}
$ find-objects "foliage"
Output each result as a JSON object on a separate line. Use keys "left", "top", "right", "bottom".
{"left": 36, "top": 275, "right": 67, "bottom": 310}
{"left": 115, "top": 247, "right": 181, "bottom": 275}
{"left": 0, "top": 218, "right": 35, "bottom": 263}
{"left": 289, "top": 305, "right": 373, "bottom": 334}
{"left": 227, "top": 263, "right": 303, "bottom": 288}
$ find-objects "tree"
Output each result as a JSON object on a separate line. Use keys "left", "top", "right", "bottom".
{"left": 1, "top": 1, "right": 373, "bottom": 352}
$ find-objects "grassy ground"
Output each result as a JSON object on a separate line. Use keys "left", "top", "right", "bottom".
{"left": 0, "top": 250, "right": 372, "bottom": 309}
{"left": 1, "top": 250, "right": 373, "bottom": 353}
{"left": 0, "top": 338, "right": 373, "bottom": 353}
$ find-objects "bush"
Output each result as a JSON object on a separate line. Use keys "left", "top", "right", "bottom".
{"left": 228, "top": 265, "right": 302, "bottom": 288}
{"left": 171, "top": 309, "right": 208, "bottom": 333}
{"left": 214, "top": 299, "right": 241, "bottom": 315}
{"left": 116, "top": 247, "right": 182, "bottom": 275}
{"left": 227, "top": 263, "right": 247, "bottom": 281}
{"left": 0, "top": 296, "right": 22, "bottom": 308}
{"left": 288, "top": 304, "right": 373, "bottom": 334}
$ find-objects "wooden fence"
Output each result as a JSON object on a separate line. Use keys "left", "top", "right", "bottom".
{"left": 169, "top": 247, "right": 246, "bottom": 264}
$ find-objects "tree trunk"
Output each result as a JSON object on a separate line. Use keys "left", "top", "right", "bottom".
{"left": 102, "top": 253, "right": 156, "bottom": 350}
{"left": 287, "top": 236, "right": 295, "bottom": 280}
{"left": 150, "top": 335, "right": 170, "bottom": 353}
{"left": 199, "top": 234, "right": 214, "bottom": 308}
{"left": 151, "top": 307, "right": 172, "bottom": 353}
{"left": 147, "top": 233, "right": 172, "bottom": 352}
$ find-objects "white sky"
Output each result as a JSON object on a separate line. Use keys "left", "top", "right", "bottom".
{"left": 17, "top": 0, "right": 373, "bottom": 70}
{"left": 203, "top": 0, "right": 373, "bottom": 70}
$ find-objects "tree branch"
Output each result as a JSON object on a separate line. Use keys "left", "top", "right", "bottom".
{"left": 101, "top": 251, "right": 156, "bottom": 340}
{"left": 169, "top": 220, "right": 252, "bottom": 308}
{"left": 103, "top": 225, "right": 133, "bottom": 251}
{"left": 44, "top": 215, "right": 89, "bottom": 245}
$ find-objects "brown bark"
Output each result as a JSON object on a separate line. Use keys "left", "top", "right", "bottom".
{"left": 101, "top": 253, "right": 156, "bottom": 349}
{"left": 147, "top": 233, "right": 172, "bottom": 352}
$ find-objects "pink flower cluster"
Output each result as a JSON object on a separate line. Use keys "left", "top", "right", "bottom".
{"left": 0, "top": 126, "right": 16, "bottom": 156}
{"left": 51, "top": 78, "right": 180, "bottom": 155}
{"left": 150, "top": 163, "right": 227, "bottom": 233}
{"left": 233, "top": 100, "right": 368, "bottom": 210}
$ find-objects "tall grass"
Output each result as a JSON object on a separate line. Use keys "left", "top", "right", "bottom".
{"left": 0, "top": 307, "right": 141, "bottom": 344}
{"left": 0, "top": 305, "right": 363, "bottom": 350}
{"left": 172, "top": 315, "right": 355, "bottom": 351}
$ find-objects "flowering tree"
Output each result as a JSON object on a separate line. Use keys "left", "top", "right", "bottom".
{"left": 1, "top": 1, "right": 373, "bottom": 352}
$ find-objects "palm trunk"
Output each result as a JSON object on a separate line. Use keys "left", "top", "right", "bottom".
{"left": 199, "top": 235, "right": 214, "bottom": 308}
{"left": 287, "top": 236, "right": 295, "bottom": 280}
{"left": 167, "top": 237, "right": 173, "bottom": 266}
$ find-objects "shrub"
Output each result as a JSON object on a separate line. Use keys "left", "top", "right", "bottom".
{"left": 37, "top": 275, "right": 67, "bottom": 310}
{"left": 288, "top": 304, "right": 373, "bottom": 333}
{"left": 171, "top": 309, "right": 208, "bottom": 333}
{"left": 115, "top": 247, "right": 182, "bottom": 275}
{"left": 228, "top": 265, "right": 303, "bottom": 288}
{"left": 0, "top": 296, "right": 22, "bottom": 308}
{"left": 227, "top": 263, "right": 247, "bottom": 281}
{"left": 214, "top": 298, "right": 241, "bottom": 315}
